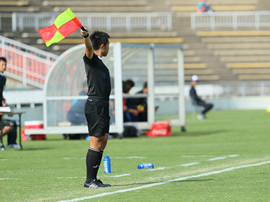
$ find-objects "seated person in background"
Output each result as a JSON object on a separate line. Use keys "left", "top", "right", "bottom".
{"left": 136, "top": 82, "right": 158, "bottom": 122}
{"left": 125, "top": 79, "right": 135, "bottom": 91}
{"left": 189, "top": 75, "right": 213, "bottom": 120}
{"left": 0, "top": 119, "right": 20, "bottom": 148}
{"left": 0, "top": 57, "right": 19, "bottom": 148}
{"left": 123, "top": 81, "right": 139, "bottom": 122}
{"left": 197, "top": 0, "right": 212, "bottom": 14}
{"left": 67, "top": 81, "right": 88, "bottom": 125}
{"left": 64, "top": 81, "right": 88, "bottom": 140}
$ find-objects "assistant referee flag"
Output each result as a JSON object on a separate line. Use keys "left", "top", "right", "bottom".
{"left": 38, "top": 8, "right": 82, "bottom": 47}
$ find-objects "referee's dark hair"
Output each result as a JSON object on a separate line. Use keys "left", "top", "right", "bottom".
{"left": 0, "top": 57, "right": 7, "bottom": 63}
{"left": 90, "top": 31, "right": 110, "bottom": 50}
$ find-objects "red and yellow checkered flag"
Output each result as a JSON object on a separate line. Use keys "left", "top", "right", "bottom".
{"left": 38, "top": 8, "right": 82, "bottom": 47}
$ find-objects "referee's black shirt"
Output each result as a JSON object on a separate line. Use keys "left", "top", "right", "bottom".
{"left": 83, "top": 54, "right": 111, "bottom": 100}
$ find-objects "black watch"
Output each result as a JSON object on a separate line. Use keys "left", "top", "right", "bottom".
{"left": 82, "top": 33, "right": 89, "bottom": 38}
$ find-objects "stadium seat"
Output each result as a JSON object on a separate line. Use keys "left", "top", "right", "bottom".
{"left": 202, "top": 37, "right": 270, "bottom": 43}
{"left": 214, "top": 50, "right": 270, "bottom": 56}
{"left": 208, "top": 43, "right": 270, "bottom": 49}
{"left": 155, "top": 63, "right": 207, "bottom": 69}
{"left": 185, "top": 75, "right": 219, "bottom": 81}
{"left": 102, "top": 32, "right": 179, "bottom": 38}
{"left": 197, "top": 31, "right": 270, "bottom": 37}
{"left": 52, "top": 6, "right": 152, "bottom": 12}
{"left": 0, "top": 1, "right": 29, "bottom": 6}
{"left": 42, "top": 0, "right": 147, "bottom": 6}
{"left": 185, "top": 64, "right": 207, "bottom": 69}
{"left": 58, "top": 38, "right": 184, "bottom": 44}
{"left": 185, "top": 69, "right": 213, "bottom": 75}
{"left": 172, "top": 5, "right": 256, "bottom": 11}
{"left": 184, "top": 50, "right": 195, "bottom": 56}
{"left": 0, "top": 7, "right": 40, "bottom": 12}
{"left": 123, "top": 63, "right": 207, "bottom": 69}
{"left": 228, "top": 63, "right": 270, "bottom": 68}
{"left": 166, "top": 0, "right": 257, "bottom": 5}
{"left": 239, "top": 75, "right": 270, "bottom": 80}
{"left": 154, "top": 75, "right": 219, "bottom": 81}
{"left": 221, "top": 56, "right": 270, "bottom": 62}
{"left": 233, "top": 69, "right": 270, "bottom": 74}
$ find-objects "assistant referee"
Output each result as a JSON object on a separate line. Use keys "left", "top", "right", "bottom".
{"left": 81, "top": 28, "right": 111, "bottom": 188}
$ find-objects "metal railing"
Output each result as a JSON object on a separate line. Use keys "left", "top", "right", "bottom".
{"left": 0, "top": 13, "right": 1, "bottom": 30}
{"left": 191, "top": 11, "right": 270, "bottom": 30}
{"left": 0, "top": 36, "right": 58, "bottom": 88}
{"left": 12, "top": 12, "right": 172, "bottom": 32}
{"left": 217, "top": 82, "right": 270, "bottom": 97}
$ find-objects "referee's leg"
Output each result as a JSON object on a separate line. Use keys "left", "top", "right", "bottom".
{"left": 85, "top": 133, "right": 110, "bottom": 187}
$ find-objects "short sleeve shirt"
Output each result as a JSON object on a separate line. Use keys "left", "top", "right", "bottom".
{"left": 83, "top": 54, "right": 111, "bottom": 99}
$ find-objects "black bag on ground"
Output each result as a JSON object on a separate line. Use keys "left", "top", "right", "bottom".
{"left": 123, "top": 126, "right": 137, "bottom": 137}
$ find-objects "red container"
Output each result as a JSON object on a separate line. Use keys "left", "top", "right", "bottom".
{"left": 147, "top": 122, "right": 172, "bottom": 137}
{"left": 23, "top": 121, "right": 46, "bottom": 141}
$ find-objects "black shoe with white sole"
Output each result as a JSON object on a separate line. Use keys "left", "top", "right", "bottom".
{"left": 84, "top": 179, "right": 111, "bottom": 188}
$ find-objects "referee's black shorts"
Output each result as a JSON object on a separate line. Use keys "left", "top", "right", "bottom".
{"left": 84, "top": 98, "right": 110, "bottom": 137}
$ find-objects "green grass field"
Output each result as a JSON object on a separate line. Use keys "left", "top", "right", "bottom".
{"left": 1, "top": 110, "right": 270, "bottom": 202}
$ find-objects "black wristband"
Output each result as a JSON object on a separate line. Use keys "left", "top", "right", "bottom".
{"left": 82, "top": 33, "right": 89, "bottom": 38}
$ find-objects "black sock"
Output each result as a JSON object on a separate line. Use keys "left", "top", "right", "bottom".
{"left": 85, "top": 148, "right": 102, "bottom": 183}
{"left": 99, "top": 150, "right": 104, "bottom": 166}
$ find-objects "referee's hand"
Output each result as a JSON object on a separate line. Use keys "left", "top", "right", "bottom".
{"left": 81, "top": 27, "right": 89, "bottom": 37}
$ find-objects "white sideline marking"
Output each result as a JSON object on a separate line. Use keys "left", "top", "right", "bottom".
{"left": 57, "top": 177, "right": 84, "bottom": 179}
{"left": 179, "top": 162, "right": 199, "bottom": 167}
{"left": 183, "top": 156, "right": 196, "bottom": 157}
{"left": 208, "top": 157, "right": 226, "bottom": 161}
{"left": 228, "top": 154, "right": 239, "bottom": 157}
{"left": 145, "top": 167, "right": 167, "bottom": 171}
{"left": 108, "top": 174, "right": 131, "bottom": 178}
{"left": 112, "top": 156, "right": 146, "bottom": 159}
{"left": 58, "top": 160, "right": 270, "bottom": 202}
{"left": 0, "top": 159, "right": 8, "bottom": 161}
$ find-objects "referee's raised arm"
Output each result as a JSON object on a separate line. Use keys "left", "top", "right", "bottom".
{"left": 81, "top": 27, "right": 94, "bottom": 59}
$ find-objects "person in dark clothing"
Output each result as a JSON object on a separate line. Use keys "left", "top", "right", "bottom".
{"left": 136, "top": 82, "right": 148, "bottom": 122}
{"left": 122, "top": 81, "right": 139, "bottom": 122}
{"left": 81, "top": 28, "right": 111, "bottom": 188}
{"left": 0, "top": 57, "right": 19, "bottom": 149}
{"left": 125, "top": 79, "right": 134, "bottom": 90}
{"left": 136, "top": 82, "right": 158, "bottom": 122}
{"left": 189, "top": 75, "right": 213, "bottom": 119}
{"left": 0, "top": 57, "right": 7, "bottom": 107}
{"left": 124, "top": 80, "right": 139, "bottom": 122}
{"left": 67, "top": 81, "right": 88, "bottom": 125}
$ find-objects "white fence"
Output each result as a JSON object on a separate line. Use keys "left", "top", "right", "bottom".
{"left": 0, "top": 36, "right": 58, "bottom": 88}
{"left": 12, "top": 12, "right": 172, "bottom": 32}
{"left": 191, "top": 11, "right": 270, "bottom": 30}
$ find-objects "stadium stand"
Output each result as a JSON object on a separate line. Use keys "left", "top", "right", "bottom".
{"left": 5, "top": 0, "right": 270, "bottom": 84}
{"left": 199, "top": 27, "right": 270, "bottom": 80}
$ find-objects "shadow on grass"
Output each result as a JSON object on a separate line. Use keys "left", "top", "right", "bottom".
{"left": 172, "top": 130, "right": 228, "bottom": 137}
{"left": 113, "top": 178, "right": 213, "bottom": 187}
